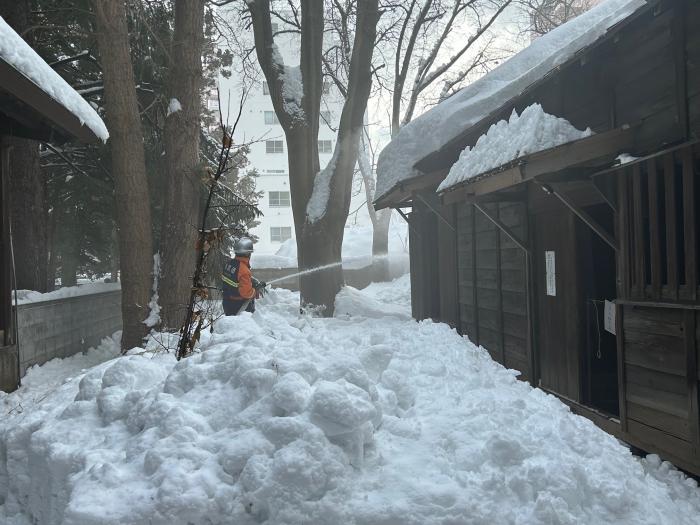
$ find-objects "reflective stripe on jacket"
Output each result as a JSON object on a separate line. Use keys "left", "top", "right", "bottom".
{"left": 222, "top": 256, "right": 255, "bottom": 300}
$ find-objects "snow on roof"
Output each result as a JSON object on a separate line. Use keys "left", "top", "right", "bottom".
{"left": 0, "top": 16, "right": 109, "bottom": 142}
{"left": 437, "top": 103, "right": 593, "bottom": 192}
{"left": 375, "top": 0, "right": 647, "bottom": 201}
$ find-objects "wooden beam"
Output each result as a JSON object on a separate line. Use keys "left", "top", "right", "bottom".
{"left": 465, "top": 188, "right": 528, "bottom": 204}
{"left": 592, "top": 176, "right": 618, "bottom": 212}
{"left": 415, "top": 192, "right": 455, "bottom": 233}
{"left": 473, "top": 203, "right": 530, "bottom": 254}
{"left": 548, "top": 182, "right": 618, "bottom": 252}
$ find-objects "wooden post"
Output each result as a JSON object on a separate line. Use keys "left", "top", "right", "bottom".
{"left": 684, "top": 310, "right": 699, "bottom": 452}
{"left": 631, "top": 165, "right": 646, "bottom": 298}
{"left": 616, "top": 302, "right": 627, "bottom": 432}
{"left": 664, "top": 153, "right": 678, "bottom": 300}
{"left": 647, "top": 159, "right": 662, "bottom": 300}
{"left": 682, "top": 147, "right": 696, "bottom": 300}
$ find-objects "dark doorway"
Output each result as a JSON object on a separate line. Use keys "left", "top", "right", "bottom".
{"left": 579, "top": 203, "right": 619, "bottom": 416}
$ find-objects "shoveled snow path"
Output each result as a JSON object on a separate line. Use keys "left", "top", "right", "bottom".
{"left": 1, "top": 277, "right": 700, "bottom": 524}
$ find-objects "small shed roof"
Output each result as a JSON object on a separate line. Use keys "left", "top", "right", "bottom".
{"left": 375, "top": 0, "right": 648, "bottom": 205}
{"left": 0, "top": 16, "right": 108, "bottom": 144}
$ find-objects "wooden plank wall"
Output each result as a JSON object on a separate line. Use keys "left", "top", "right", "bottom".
{"left": 614, "top": 141, "right": 700, "bottom": 473}
{"left": 455, "top": 202, "right": 530, "bottom": 379}
{"left": 456, "top": 204, "right": 478, "bottom": 340}
{"left": 437, "top": 204, "right": 459, "bottom": 328}
{"left": 409, "top": 196, "right": 441, "bottom": 322}
{"left": 620, "top": 305, "right": 700, "bottom": 471}
{"left": 499, "top": 202, "right": 530, "bottom": 380}
{"left": 688, "top": 0, "right": 700, "bottom": 135}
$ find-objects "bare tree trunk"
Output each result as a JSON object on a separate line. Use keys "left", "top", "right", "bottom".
{"left": 249, "top": 0, "right": 379, "bottom": 313}
{"left": 93, "top": 0, "right": 153, "bottom": 350}
{"left": 158, "top": 0, "right": 205, "bottom": 329}
{"left": 0, "top": 1, "right": 49, "bottom": 293}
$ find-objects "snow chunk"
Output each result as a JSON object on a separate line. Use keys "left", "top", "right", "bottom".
{"left": 143, "top": 254, "right": 161, "bottom": 328}
{"left": 375, "top": 0, "right": 646, "bottom": 200}
{"left": 617, "top": 153, "right": 639, "bottom": 164}
{"left": 0, "top": 17, "right": 109, "bottom": 142}
{"left": 438, "top": 104, "right": 593, "bottom": 191}
{"left": 166, "top": 98, "right": 182, "bottom": 116}
{"left": 306, "top": 146, "right": 339, "bottom": 223}
{"left": 272, "top": 44, "right": 305, "bottom": 121}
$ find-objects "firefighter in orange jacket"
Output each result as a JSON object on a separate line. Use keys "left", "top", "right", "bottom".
{"left": 221, "top": 237, "right": 266, "bottom": 316}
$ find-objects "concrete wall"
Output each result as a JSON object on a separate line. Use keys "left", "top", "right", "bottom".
{"left": 16, "top": 290, "right": 122, "bottom": 376}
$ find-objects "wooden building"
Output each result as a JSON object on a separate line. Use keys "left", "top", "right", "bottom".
{"left": 0, "top": 18, "right": 107, "bottom": 392}
{"left": 376, "top": 0, "right": 700, "bottom": 474}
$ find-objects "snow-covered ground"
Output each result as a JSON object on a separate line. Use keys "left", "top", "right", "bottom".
{"left": 2, "top": 276, "right": 700, "bottom": 524}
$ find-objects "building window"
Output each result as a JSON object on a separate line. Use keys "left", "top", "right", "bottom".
{"left": 318, "top": 140, "right": 333, "bottom": 154}
{"left": 269, "top": 191, "right": 291, "bottom": 207}
{"left": 270, "top": 226, "right": 292, "bottom": 243}
{"left": 263, "top": 81, "right": 270, "bottom": 95}
{"left": 264, "top": 111, "right": 279, "bottom": 125}
{"left": 265, "top": 140, "right": 284, "bottom": 154}
{"left": 320, "top": 110, "right": 331, "bottom": 123}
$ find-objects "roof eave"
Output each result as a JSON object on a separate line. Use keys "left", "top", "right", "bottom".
{"left": 0, "top": 57, "right": 101, "bottom": 144}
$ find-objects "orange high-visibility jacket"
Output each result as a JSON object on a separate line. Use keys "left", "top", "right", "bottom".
{"left": 221, "top": 256, "right": 256, "bottom": 300}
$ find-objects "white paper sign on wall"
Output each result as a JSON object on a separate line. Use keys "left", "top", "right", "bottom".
{"left": 545, "top": 251, "right": 556, "bottom": 296}
{"left": 604, "top": 300, "right": 616, "bottom": 335}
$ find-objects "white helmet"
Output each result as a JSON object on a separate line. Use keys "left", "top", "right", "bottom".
{"left": 234, "top": 236, "right": 254, "bottom": 256}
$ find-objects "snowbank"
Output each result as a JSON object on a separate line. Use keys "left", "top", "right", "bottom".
{"left": 438, "top": 104, "right": 593, "bottom": 191}
{"left": 375, "top": 0, "right": 646, "bottom": 200}
{"left": 0, "top": 17, "right": 109, "bottom": 142}
{"left": 252, "top": 221, "right": 409, "bottom": 270}
{"left": 14, "top": 282, "right": 120, "bottom": 305}
{"left": 2, "top": 275, "right": 700, "bottom": 524}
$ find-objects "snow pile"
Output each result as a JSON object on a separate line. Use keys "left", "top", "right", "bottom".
{"left": 0, "top": 332, "right": 121, "bottom": 421}
{"left": 3, "top": 277, "right": 700, "bottom": 524}
{"left": 0, "top": 16, "right": 109, "bottom": 142}
{"left": 166, "top": 98, "right": 182, "bottom": 116}
{"left": 375, "top": 0, "right": 646, "bottom": 200}
{"left": 438, "top": 104, "right": 593, "bottom": 191}
{"left": 15, "top": 282, "right": 120, "bottom": 305}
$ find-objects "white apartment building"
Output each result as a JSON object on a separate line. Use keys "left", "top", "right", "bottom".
{"left": 217, "top": 22, "right": 349, "bottom": 255}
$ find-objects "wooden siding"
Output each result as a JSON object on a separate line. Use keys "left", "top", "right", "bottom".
{"left": 617, "top": 304, "right": 700, "bottom": 471}
{"left": 455, "top": 202, "right": 530, "bottom": 380}
{"left": 688, "top": 0, "right": 700, "bottom": 135}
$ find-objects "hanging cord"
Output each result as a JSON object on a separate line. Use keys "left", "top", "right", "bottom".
{"left": 590, "top": 299, "right": 605, "bottom": 360}
{"left": 8, "top": 219, "right": 20, "bottom": 387}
